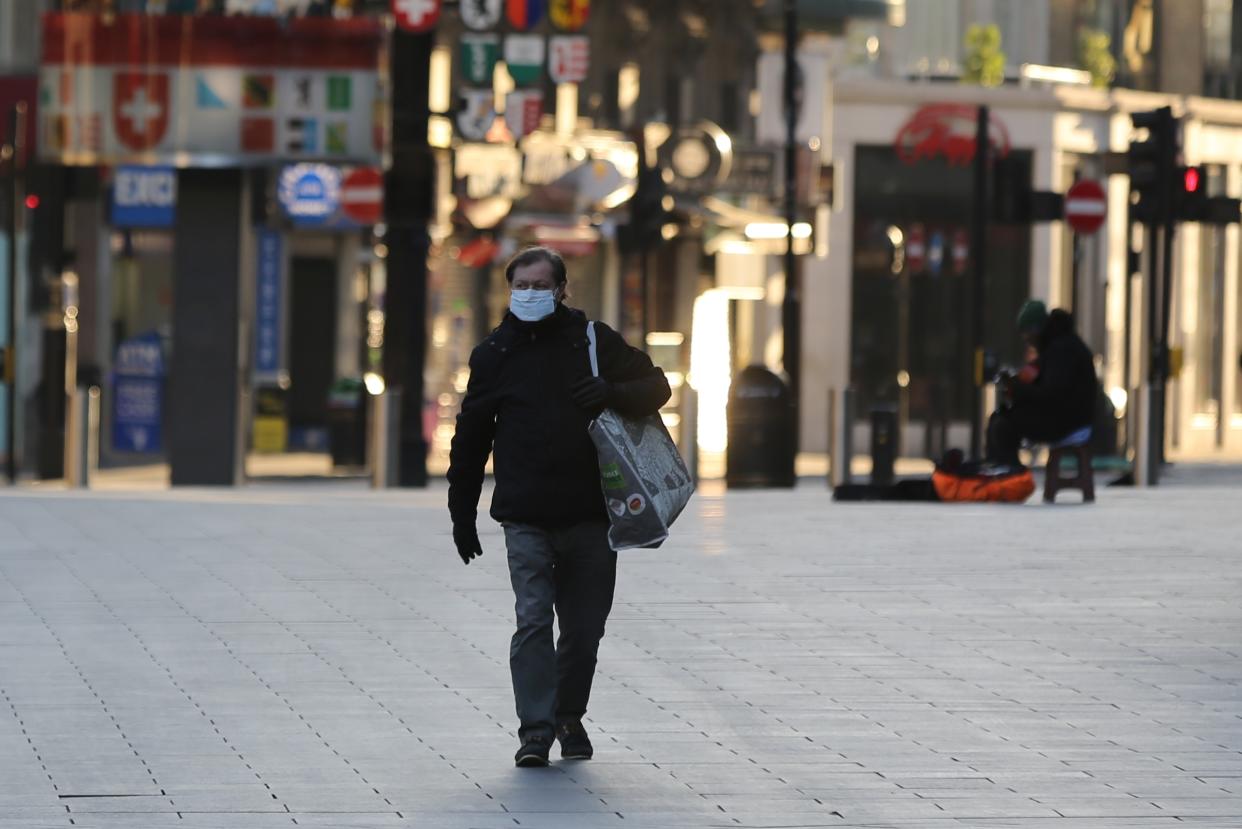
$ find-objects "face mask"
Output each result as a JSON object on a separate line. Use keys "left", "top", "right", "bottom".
{"left": 510, "top": 288, "right": 558, "bottom": 322}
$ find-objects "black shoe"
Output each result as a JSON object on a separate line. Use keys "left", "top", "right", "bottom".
{"left": 556, "top": 720, "right": 593, "bottom": 760}
{"left": 515, "top": 737, "right": 551, "bottom": 768}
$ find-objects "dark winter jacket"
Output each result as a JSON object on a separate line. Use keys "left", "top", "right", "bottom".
{"left": 1010, "top": 309, "right": 1097, "bottom": 440}
{"left": 447, "top": 304, "right": 671, "bottom": 528}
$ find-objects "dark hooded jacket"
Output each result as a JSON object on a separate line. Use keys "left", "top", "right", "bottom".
{"left": 1009, "top": 309, "right": 1097, "bottom": 440}
{"left": 447, "top": 304, "right": 671, "bottom": 528}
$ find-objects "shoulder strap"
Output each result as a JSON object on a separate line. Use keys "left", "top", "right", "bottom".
{"left": 586, "top": 321, "right": 599, "bottom": 378}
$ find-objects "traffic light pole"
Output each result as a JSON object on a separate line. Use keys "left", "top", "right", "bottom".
{"left": 383, "top": 27, "right": 433, "bottom": 488}
{"left": 781, "top": 0, "right": 801, "bottom": 449}
{"left": 968, "top": 105, "right": 990, "bottom": 461}
{"left": 3, "top": 103, "right": 26, "bottom": 485}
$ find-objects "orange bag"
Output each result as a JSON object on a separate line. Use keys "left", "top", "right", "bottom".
{"left": 932, "top": 468, "right": 1036, "bottom": 503}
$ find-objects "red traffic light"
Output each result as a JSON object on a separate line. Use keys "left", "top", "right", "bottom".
{"left": 24, "top": 194, "right": 39, "bottom": 209}
{"left": 1184, "top": 167, "right": 1201, "bottom": 193}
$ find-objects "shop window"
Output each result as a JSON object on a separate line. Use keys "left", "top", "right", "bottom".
{"left": 1193, "top": 166, "right": 1227, "bottom": 421}
{"left": 850, "top": 144, "right": 1032, "bottom": 451}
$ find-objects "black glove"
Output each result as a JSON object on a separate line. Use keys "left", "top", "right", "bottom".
{"left": 569, "top": 376, "right": 612, "bottom": 414}
{"left": 453, "top": 523, "right": 483, "bottom": 565}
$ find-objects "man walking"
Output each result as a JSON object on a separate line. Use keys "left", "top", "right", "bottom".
{"left": 447, "top": 247, "right": 671, "bottom": 767}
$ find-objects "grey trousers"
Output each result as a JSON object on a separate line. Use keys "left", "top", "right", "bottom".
{"left": 503, "top": 520, "right": 617, "bottom": 743}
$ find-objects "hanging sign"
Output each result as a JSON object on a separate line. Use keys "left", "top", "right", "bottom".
{"left": 111, "top": 165, "right": 177, "bottom": 228}
{"left": 549, "top": 0, "right": 590, "bottom": 31}
{"left": 460, "top": 0, "right": 502, "bottom": 29}
{"left": 39, "top": 14, "right": 382, "bottom": 166}
{"left": 460, "top": 34, "right": 500, "bottom": 85}
{"left": 548, "top": 35, "right": 589, "bottom": 84}
{"left": 505, "top": 89, "right": 543, "bottom": 139}
{"left": 457, "top": 88, "right": 497, "bottom": 141}
{"left": 254, "top": 229, "right": 283, "bottom": 377}
{"left": 506, "top": 0, "right": 547, "bottom": 30}
{"left": 392, "top": 0, "right": 441, "bottom": 32}
{"left": 504, "top": 35, "right": 545, "bottom": 87}
{"left": 278, "top": 163, "right": 341, "bottom": 226}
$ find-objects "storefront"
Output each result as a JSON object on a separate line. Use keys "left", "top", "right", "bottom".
{"left": 807, "top": 78, "right": 1242, "bottom": 468}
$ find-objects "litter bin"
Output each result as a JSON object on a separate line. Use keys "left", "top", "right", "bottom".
{"left": 726, "top": 365, "right": 795, "bottom": 488}
{"left": 327, "top": 378, "right": 367, "bottom": 468}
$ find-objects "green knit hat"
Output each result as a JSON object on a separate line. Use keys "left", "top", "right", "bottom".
{"left": 1016, "top": 299, "right": 1048, "bottom": 334}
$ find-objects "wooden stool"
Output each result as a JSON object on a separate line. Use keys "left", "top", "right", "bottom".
{"left": 1044, "top": 433, "right": 1095, "bottom": 504}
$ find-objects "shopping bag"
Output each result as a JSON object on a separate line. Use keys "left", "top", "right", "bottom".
{"left": 586, "top": 321, "right": 695, "bottom": 550}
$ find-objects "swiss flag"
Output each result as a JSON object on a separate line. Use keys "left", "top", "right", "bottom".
{"left": 392, "top": 0, "right": 441, "bottom": 32}
{"left": 113, "top": 72, "right": 170, "bottom": 151}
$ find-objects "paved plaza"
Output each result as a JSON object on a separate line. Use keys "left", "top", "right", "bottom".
{"left": 1, "top": 469, "right": 1240, "bottom": 828}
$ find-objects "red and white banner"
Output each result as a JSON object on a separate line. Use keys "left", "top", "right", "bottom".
{"left": 392, "top": 0, "right": 441, "bottom": 33}
{"left": 39, "top": 14, "right": 382, "bottom": 166}
{"left": 548, "top": 36, "right": 589, "bottom": 84}
{"left": 506, "top": 89, "right": 544, "bottom": 139}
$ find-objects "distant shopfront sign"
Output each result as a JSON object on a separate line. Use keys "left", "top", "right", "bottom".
{"left": 277, "top": 162, "right": 382, "bottom": 229}
{"left": 894, "top": 104, "right": 1011, "bottom": 167}
{"left": 111, "top": 165, "right": 176, "bottom": 228}
{"left": 38, "top": 14, "right": 382, "bottom": 166}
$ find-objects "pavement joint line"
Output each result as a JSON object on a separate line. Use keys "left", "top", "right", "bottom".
{"left": 38, "top": 542, "right": 297, "bottom": 817}
{"left": 0, "top": 568, "right": 173, "bottom": 818}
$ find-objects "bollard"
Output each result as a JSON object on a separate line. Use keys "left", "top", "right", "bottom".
{"left": 679, "top": 385, "right": 699, "bottom": 484}
{"left": 369, "top": 390, "right": 388, "bottom": 489}
{"left": 829, "top": 387, "right": 854, "bottom": 488}
{"left": 65, "top": 385, "right": 95, "bottom": 488}
{"left": 869, "top": 406, "right": 897, "bottom": 487}
{"left": 86, "top": 386, "right": 100, "bottom": 487}
{"left": 369, "top": 389, "right": 402, "bottom": 489}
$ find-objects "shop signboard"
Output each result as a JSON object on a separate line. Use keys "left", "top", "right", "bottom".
{"left": 38, "top": 14, "right": 382, "bottom": 166}
{"left": 549, "top": 0, "right": 590, "bottom": 31}
{"left": 111, "top": 165, "right": 177, "bottom": 228}
{"left": 461, "top": 35, "right": 500, "bottom": 86}
{"left": 255, "top": 229, "right": 283, "bottom": 378}
{"left": 504, "top": 35, "right": 545, "bottom": 87}
{"left": 461, "top": 0, "right": 503, "bottom": 29}
{"left": 112, "top": 331, "right": 164, "bottom": 454}
{"left": 276, "top": 162, "right": 382, "bottom": 229}
{"left": 278, "top": 163, "right": 341, "bottom": 226}
{"left": 548, "top": 36, "right": 589, "bottom": 84}
{"left": 895, "top": 104, "right": 1011, "bottom": 167}
{"left": 457, "top": 89, "right": 496, "bottom": 141}
{"left": 505, "top": 89, "right": 544, "bottom": 139}
{"left": 506, "top": 0, "right": 547, "bottom": 31}
{"left": 392, "top": 0, "right": 441, "bottom": 32}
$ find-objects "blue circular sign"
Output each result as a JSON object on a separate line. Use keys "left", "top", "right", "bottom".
{"left": 278, "top": 163, "right": 342, "bottom": 225}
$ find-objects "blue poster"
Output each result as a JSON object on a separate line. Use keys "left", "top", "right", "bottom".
{"left": 112, "top": 166, "right": 177, "bottom": 228}
{"left": 113, "top": 332, "right": 165, "bottom": 454}
{"left": 255, "top": 229, "right": 283, "bottom": 376}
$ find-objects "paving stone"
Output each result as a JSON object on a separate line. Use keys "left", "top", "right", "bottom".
{"left": 1, "top": 478, "right": 1240, "bottom": 827}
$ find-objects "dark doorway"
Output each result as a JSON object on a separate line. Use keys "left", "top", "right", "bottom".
{"left": 288, "top": 257, "right": 337, "bottom": 438}
{"left": 850, "top": 144, "right": 1033, "bottom": 457}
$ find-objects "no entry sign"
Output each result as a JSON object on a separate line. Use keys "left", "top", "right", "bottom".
{"left": 1065, "top": 179, "right": 1106, "bottom": 235}
{"left": 340, "top": 166, "right": 383, "bottom": 225}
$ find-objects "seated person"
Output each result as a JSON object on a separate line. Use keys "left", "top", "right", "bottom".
{"left": 987, "top": 300, "right": 1097, "bottom": 466}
